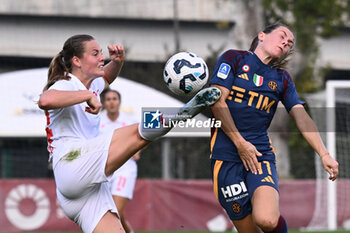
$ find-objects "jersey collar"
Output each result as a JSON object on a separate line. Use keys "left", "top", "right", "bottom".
{"left": 68, "top": 73, "right": 89, "bottom": 91}
{"left": 249, "top": 51, "right": 272, "bottom": 70}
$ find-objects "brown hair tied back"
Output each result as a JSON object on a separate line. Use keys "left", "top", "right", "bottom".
{"left": 44, "top": 34, "right": 95, "bottom": 91}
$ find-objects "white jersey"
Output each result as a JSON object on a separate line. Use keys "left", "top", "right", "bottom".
{"left": 45, "top": 73, "right": 105, "bottom": 164}
{"left": 100, "top": 111, "right": 137, "bottom": 134}
{"left": 100, "top": 111, "right": 138, "bottom": 172}
{"left": 100, "top": 111, "right": 138, "bottom": 199}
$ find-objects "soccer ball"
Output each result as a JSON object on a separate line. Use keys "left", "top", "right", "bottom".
{"left": 163, "top": 52, "right": 209, "bottom": 96}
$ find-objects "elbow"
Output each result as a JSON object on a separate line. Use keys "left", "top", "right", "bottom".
{"left": 38, "top": 96, "right": 51, "bottom": 110}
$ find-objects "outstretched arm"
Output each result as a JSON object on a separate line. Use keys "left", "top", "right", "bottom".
{"left": 210, "top": 84, "right": 262, "bottom": 174}
{"left": 290, "top": 104, "right": 339, "bottom": 181}
{"left": 103, "top": 45, "right": 125, "bottom": 87}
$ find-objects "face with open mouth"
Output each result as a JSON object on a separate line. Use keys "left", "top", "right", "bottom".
{"left": 76, "top": 40, "right": 105, "bottom": 78}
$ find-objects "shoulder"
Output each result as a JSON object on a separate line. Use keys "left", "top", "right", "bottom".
{"left": 276, "top": 68, "right": 294, "bottom": 83}
{"left": 48, "top": 78, "right": 74, "bottom": 91}
{"left": 220, "top": 49, "right": 250, "bottom": 63}
{"left": 218, "top": 50, "right": 250, "bottom": 72}
{"left": 91, "top": 77, "right": 105, "bottom": 87}
{"left": 91, "top": 77, "right": 106, "bottom": 94}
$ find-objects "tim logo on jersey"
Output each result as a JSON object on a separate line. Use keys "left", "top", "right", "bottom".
{"left": 143, "top": 110, "right": 162, "bottom": 129}
{"left": 221, "top": 181, "right": 249, "bottom": 202}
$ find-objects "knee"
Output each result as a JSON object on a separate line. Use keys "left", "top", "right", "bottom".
{"left": 254, "top": 215, "right": 279, "bottom": 232}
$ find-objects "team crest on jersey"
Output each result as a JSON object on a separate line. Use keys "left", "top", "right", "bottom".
{"left": 253, "top": 74, "right": 263, "bottom": 87}
{"left": 242, "top": 65, "right": 250, "bottom": 72}
{"left": 268, "top": 81, "right": 278, "bottom": 91}
{"left": 217, "top": 63, "right": 230, "bottom": 79}
{"left": 232, "top": 202, "right": 241, "bottom": 214}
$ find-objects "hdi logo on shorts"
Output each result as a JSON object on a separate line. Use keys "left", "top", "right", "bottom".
{"left": 143, "top": 110, "right": 162, "bottom": 129}
{"left": 221, "top": 181, "right": 247, "bottom": 198}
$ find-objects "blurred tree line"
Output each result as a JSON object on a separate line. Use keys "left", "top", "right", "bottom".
{"left": 263, "top": 0, "right": 350, "bottom": 178}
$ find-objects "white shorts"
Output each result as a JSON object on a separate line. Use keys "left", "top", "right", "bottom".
{"left": 53, "top": 131, "right": 118, "bottom": 233}
{"left": 110, "top": 159, "right": 138, "bottom": 199}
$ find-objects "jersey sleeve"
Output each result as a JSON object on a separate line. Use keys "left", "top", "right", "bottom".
{"left": 48, "top": 79, "right": 75, "bottom": 91}
{"left": 91, "top": 77, "right": 106, "bottom": 92}
{"left": 280, "top": 71, "right": 304, "bottom": 112}
{"left": 209, "top": 50, "right": 236, "bottom": 90}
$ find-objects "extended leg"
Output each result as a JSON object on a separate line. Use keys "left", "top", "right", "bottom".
{"left": 105, "top": 87, "right": 221, "bottom": 176}
{"left": 139, "top": 86, "right": 221, "bottom": 140}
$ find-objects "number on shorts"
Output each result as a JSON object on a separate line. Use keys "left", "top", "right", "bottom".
{"left": 258, "top": 161, "right": 272, "bottom": 175}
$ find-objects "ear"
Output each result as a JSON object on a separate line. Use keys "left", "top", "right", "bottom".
{"left": 72, "top": 56, "right": 81, "bottom": 68}
{"left": 258, "top": 31, "right": 265, "bottom": 42}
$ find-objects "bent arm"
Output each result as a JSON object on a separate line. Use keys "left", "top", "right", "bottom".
{"left": 210, "top": 85, "right": 245, "bottom": 146}
{"left": 210, "top": 84, "right": 261, "bottom": 173}
{"left": 38, "top": 89, "right": 93, "bottom": 110}
{"left": 103, "top": 60, "right": 123, "bottom": 85}
{"left": 103, "top": 45, "right": 125, "bottom": 86}
{"left": 290, "top": 104, "right": 339, "bottom": 180}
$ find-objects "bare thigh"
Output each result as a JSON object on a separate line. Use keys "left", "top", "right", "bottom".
{"left": 93, "top": 211, "right": 125, "bottom": 233}
{"left": 251, "top": 185, "right": 280, "bottom": 230}
{"left": 105, "top": 124, "right": 150, "bottom": 176}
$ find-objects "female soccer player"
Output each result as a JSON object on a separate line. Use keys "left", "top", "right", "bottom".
{"left": 209, "top": 23, "right": 339, "bottom": 233}
{"left": 100, "top": 89, "right": 139, "bottom": 233}
{"left": 38, "top": 34, "right": 221, "bottom": 233}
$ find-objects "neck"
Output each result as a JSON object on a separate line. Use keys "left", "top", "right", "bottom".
{"left": 72, "top": 70, "right": 94, "bottom": 89}
{"left": 254, "top": 47, "right": 272, "bottom": 65}
{"left": 107, "top": 111, "right": 119, "bottom": 122}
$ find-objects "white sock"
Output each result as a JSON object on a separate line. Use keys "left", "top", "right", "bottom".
{"left": 138, "top": 121, "right": 172, "bottom": 141}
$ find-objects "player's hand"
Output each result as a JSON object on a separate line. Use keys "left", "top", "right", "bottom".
{"left": 236, "top": 140, "right": 262, "bottom": 174}
{"left": 132, "top": 151, "right": 141, "bottom": 161}
{"left": 321, "top": 153, "right": 339, "bottom": 181}
{"left": 86, "top": 94, "right": 102, "bottom": 115}
{"left": 108, "top": 45, "right": 125, "bottom": 65}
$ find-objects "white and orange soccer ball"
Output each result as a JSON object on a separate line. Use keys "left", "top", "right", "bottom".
{"left": 163, "top": 52, "right": 209, "bottom": 96}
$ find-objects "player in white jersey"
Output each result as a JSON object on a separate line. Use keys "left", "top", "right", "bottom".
{"left": 100, "top": 89, "right": 139, "bottom": 233}
{"left": 38, "top": 34, "right": 221, "bottom": 233}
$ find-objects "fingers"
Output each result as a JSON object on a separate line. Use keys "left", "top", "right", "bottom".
{"left": 242, "top": 160, "right": 248, "bottom": 171}
{"left": 85, "top": 107, "right": 100, "bottom": 115}
{"left": 256, "top": 150, "right": 262, "bottom": 157}
{"left": 326, "top": 167, "right": 336, "bottom": 181}
{"left": 322, "top": 156, "right": 339, "bottom": 181}
{"left": 327, "top": 165, "right": 339, "bottom": 181}
{"left": 238, "top": 142, "right": 261, "bottom": 174}
{"left": 241, "top": 154, "right": 260, "bottom": 174}
{"left": 108, "top": 44, "right": 125, "bottom": 56}
{"left": 248, "top": 157, "right": 259, "bottom": 175}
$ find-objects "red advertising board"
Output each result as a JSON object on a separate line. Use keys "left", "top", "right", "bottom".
{"left": 0, "top": 179, "right": 79, "bottom": 232}
{"left": 0, "top": 178, "right": 334, "bottom": 232}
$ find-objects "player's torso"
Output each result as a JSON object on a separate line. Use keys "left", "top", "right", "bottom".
{"left": 212, "top": 52, "right": 284, "bottom": 162}
{"left": 227, "top": 53, "right": 284, "bottom": 132}
{"left": 47, "top": 76, "right": 104, "bottom": 151}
